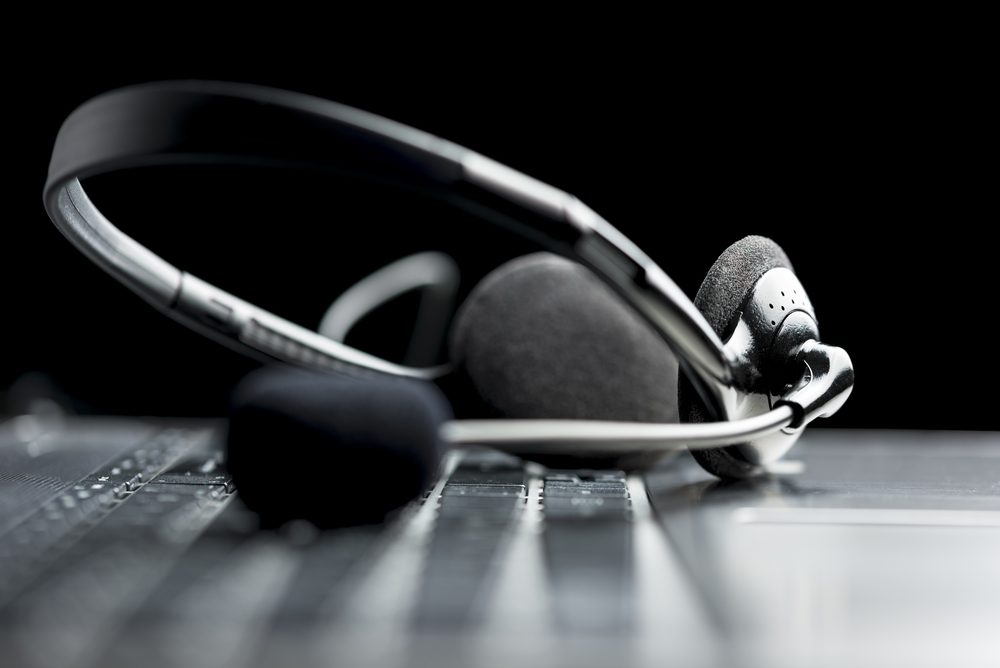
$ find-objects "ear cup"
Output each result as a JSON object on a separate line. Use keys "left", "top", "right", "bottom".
{"left": 449, "top": 252, "right": 678, "bottom": 469}
{"left": 679, "top": 235, "right": 794, "bottom": 479}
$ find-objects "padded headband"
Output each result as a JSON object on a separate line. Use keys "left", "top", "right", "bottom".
{"left": 43, "top": 81, "right": 737, "bottom": 416}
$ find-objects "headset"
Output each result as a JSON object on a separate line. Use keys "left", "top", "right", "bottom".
{"left": 43, "top": 81, "right": 854, "bottom": 507}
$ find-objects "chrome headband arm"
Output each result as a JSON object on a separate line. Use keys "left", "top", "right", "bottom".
{"left": 51, "top": 180, "right": 444, "bottom": 380}
{"left": 43, "top": 81, "right": 736, "bottom": 396}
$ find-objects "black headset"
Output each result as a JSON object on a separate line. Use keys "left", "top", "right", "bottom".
{"left": 44, "top": 81, "right": 853, "bottom": 527}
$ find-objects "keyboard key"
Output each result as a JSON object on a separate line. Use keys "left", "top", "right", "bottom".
{"left": 544, "top": 495, "right": 631, "bottom": 519}
{"left": 441, "top": 484, "right": 525, "bottom": 497}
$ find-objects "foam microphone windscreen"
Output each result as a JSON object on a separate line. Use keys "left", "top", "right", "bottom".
{"left": 449, "top": 253, "right": 678, "bottom": 469}
{"left": 227, "top": 366, "right": 450, "bottom": 529}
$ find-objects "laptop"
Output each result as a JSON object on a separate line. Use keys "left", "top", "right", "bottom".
{"left": 1, "top": 414, "right": 997, "bottom": 668}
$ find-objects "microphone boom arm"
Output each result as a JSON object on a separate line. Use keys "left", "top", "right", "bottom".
{"left": 441, "top": 405, "right": 797, "bottom": 455}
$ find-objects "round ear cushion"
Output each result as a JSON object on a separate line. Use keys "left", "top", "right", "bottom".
{"left": 450, "top": 252, "right": 679, "bottom": 423}
{"left": 680, "top": 235, "right": 794, "bottom": 479}
{"left": 693, "top": 235, "right": 795, "bottom": 341}
{"left": 449, "top": 252, "right": 678, "bottom": 469}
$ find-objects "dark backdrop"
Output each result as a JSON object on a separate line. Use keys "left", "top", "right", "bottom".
{"left": 5, "top": 48, "right": 994, "bottom": 429}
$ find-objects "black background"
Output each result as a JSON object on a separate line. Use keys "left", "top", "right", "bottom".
{"left": 5, "top": 44, "right": 995, "bottom": 429}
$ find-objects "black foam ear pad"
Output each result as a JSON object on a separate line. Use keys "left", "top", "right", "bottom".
{"left": 449, "top": 252, "right": 678, "bottom": 469}
{"left": 679, "top": 235, "right": 794, "bottom": 478}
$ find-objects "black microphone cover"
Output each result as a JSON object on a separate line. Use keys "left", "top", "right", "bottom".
{"left": 450, "top": 252, "right": 678, "bottom": 469}
{"left": 227, "top": 366, "right": 450, "bottom": 529}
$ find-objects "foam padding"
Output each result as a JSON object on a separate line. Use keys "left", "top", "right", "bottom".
{"left": 450, "top": 253, "right": 678, "bottom": 469}
{"left": 694, "top": 235, "right": 794, "bottom": 340}
{"left": 228, "top": 366, "right": 449, "bottom": 528}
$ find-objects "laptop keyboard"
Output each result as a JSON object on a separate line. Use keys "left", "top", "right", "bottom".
{"left": 413, "top": 453, "right": 527, "bottom": 628}
{"left": 4, "top": 419, "right": 996, "bottom": 667}
{"left": 0, "top": 427, "right": 222, "bottom": 604}
{"left": 542, "top": 471, "right": 634, "bottom": 632}
{"left": 0, "top": 418, "right": 642, "bottom": 668}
